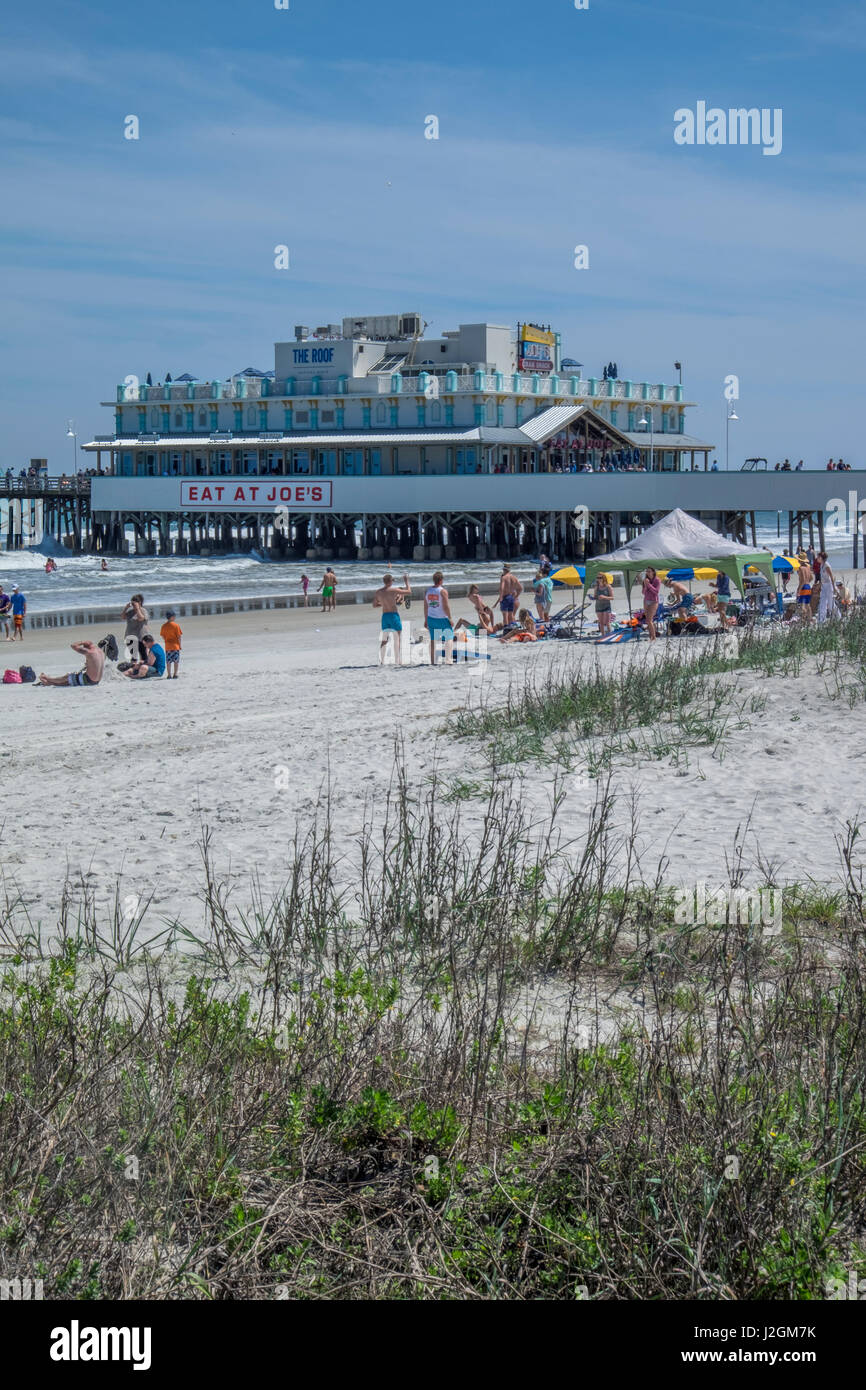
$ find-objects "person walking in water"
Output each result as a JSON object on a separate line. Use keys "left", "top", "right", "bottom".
{"left": 425, "top": 570, "right": 453, "bottom": 665}
{"left": 300, "top": 574, "right": 310, "bottom": 607}
{"left": 642, "top": 567, "right": 660, "bottom": 640}
{"left": 372, "top": 572, "right": 412, "bottom": 664}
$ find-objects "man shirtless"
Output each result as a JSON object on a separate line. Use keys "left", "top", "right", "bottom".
{"left": 497, "top": 564, "right": 522, "bottom": 623}
{"left": 372, "top": 572, "right": 412, "bottom": 664}
{"left": 317, "top": 567, "right": 338, "bottom": 612}
{"left": 39, "top": 640, "right": 105, "bottom": 687}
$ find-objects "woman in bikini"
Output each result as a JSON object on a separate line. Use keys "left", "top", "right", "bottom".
{"left": 642, "top": 567, "right": 660, "bottom": 640}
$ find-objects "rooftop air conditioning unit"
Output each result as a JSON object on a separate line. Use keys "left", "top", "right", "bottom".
{"left": 294, "top": 326, "right": 309, "bottom": 342}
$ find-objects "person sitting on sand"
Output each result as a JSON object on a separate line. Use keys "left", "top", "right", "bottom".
{"left": 122, "top": 634, "right": 166, "bottom": 679}
{"left": 372, "top": 571, "right": 412, "bottom": 664}
{"left": 39, "top": 640, "right": 105, "bottom": 687}
{"left": 836, "top": 579, "right": 852, "bottom": 614}
{"left": 459, "top": 584, "right": 495, "bottom": 633}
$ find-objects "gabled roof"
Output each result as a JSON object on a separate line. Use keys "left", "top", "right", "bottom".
{"left": 518, "top": 404, "right": 634, "bottom": 447}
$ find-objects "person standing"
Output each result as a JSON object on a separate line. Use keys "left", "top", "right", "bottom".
{"left": 160, "top": 610, "right": 183, "bottom": 679}
{"left": 532, "top": 569, "right": 553, "bottom": 624}
{"left": 642, "top": 567, "right": 660, "bottom": 640}
{"left": 497, "top": 564, "right": 522, "bottom": 623}
{"left": 317, "top": 567, "right": 337, "bottom": 612}
{"left": 590, "top": 572, "right": 614, "bottom": 636}
{"left": 713, "top": 570, "right": 731, "bottom": 620}
{"left": 122, "top": 593, "right": 150, "bottom": 660}
{"left": 424, "top": 570, "right": 453, "bottom": 665}
{"left": 10, "top": 585, "right": 26, "bottom": 641}
{"left": 796, "top": 560, "right": 813, "bottom": 620}
{"left": 0, "top": 585, "right": 11, "bottom": 641}
{"left": 300, "top": 574, "right": 310, "bottom": 607}
{"left": 372, "top": 572, "right": 412, "bottom": 664}
{"left": 816, "top": 553, "right": 838, "bottom": 623}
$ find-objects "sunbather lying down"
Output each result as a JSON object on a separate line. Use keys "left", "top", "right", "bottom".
{"left": 39, "top": 641, "right": 105, "bottom": 687}
{"left": 500, "top": 609, "right": 539, "bottom": 642}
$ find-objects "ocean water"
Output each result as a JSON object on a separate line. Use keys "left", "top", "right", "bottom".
{"left": 0, "top": 510, "right": 858, "bottom": 615}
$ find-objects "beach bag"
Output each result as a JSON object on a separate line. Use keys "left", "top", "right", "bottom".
{"left": 18, "top": 666, "right": 36, "bottom": 683}
{"left": 3, "top": 669, "right": 22, "bottom": 683}
{"left": 98, "top": 634, "right": 119, "bottom": 662}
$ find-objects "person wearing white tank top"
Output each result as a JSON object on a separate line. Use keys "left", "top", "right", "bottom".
{"left": 424, "top": 570, "right": 453, "bottom": 665}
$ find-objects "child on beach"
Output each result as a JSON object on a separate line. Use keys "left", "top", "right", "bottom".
{"left": 301, "top": 574, "right": 310, "bottom": 607}
{"left": 159, "top": 610, "right": 183, "bottom": 679}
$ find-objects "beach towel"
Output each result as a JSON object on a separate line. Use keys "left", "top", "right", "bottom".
{"left": 597, "top": 629, "right": 640, "bottom": 644}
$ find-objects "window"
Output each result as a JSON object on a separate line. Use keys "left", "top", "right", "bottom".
{"left": 430, "top": 401, "right": 441, "bottom": 422}
{"left": 321, "top": 410, "right": 336, "bottom": 424}
{"left": 293, "top": 450, "right": 310, "bottom": 473}
{"left": 246, "top": 406, "right": 256, "bottom": 426}
{"left": 485, "top": 399, "right": 495, "bottom": 423}
{"left": 174, "top": 411, "right": 183, "bottom": 428}
{"left": 295, "top": 410, "right": 309, "bottom": 426}
{"left": 198, "top": 409, "right": 206, "bottom": 428}
{"left": 376, "top": 403, "right": 386, "bottom": 423}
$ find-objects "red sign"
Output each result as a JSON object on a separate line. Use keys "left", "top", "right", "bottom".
{"left": 518, "top": 355, "right": 554, "bottom": 373}
{"left": 180, "top": 481, "right": 333, "bottom": 509}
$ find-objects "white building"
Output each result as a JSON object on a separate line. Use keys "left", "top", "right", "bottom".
{"left": 87, "top": 314, "right": 712, "bottom": 481}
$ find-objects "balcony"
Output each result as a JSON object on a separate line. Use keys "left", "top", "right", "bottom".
{"left": 117, "top": 375, "right": 685, "bottom": 405}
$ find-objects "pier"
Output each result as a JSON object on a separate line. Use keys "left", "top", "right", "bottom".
{"left": 2, "top": 471, "right": 860, "bottom": 563}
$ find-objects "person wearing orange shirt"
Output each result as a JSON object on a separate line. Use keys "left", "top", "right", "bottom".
{"left": 159, "top": 610, "right": 183, "bottom": 679}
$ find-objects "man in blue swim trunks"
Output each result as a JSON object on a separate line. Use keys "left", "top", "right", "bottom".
{"left": 372, "top": 571, "right": 412, "bottom": 665}
{"left": 497, "top": 564, "right": 522, "bottom": 624}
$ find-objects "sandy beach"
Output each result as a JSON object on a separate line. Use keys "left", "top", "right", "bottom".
{"left": 1, "top": 575, "right": 863, "bottom": 946}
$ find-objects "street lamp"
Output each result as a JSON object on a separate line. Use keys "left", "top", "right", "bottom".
{"left": 725, "top": 409, "right": 738, "bottom": 472}
{"left": 674, "top": 361, "right": 682, "bottom": 385}
{"left": 638, "top": 411, "right": 654, "bottom": 472}
{"left": 66, "top": 419, "right": 78, "bottom": 474}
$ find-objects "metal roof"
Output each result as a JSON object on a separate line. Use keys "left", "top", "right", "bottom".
{"left": 623, "top": 430, "right": 714, "bottom": 450}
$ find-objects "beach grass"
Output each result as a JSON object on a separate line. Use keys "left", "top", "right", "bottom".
{"left": 1, "top": 765, "right": 865, "bottom": 1300}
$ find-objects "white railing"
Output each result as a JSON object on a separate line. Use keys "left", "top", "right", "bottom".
{"left": 121, "top": 375, "right": 682, "bottom": 405}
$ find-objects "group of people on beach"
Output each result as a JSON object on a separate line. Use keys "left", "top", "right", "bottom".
{"left": 0, "top": 584, "right": 27, "bottom": 641}
{"left": 371, "top": 561, "right": 561, "bottom": 664}
{"left": 35, "top": 593, "right": 184, "bottom": 688}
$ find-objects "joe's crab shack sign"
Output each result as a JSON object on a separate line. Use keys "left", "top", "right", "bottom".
{"left": 180, "top": 481, "right": 333, "bottom": 509}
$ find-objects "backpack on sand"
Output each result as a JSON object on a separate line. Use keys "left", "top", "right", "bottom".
{"left": 18, "top": 666, "right": 36, "bottom": 683}
{"left": 3, "top": 669, "right": 22, "bottom": 684}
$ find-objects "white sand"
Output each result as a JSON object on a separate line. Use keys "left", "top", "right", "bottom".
{"left": 1, "top": 583, "right": 863, "bottom": 945}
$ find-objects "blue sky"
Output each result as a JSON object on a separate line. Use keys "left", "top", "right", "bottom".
{"left": 1, "top": 0, "right": 863, "bottom": 469}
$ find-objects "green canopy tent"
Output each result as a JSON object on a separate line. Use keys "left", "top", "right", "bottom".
{"left": 582, "top": 509, "right": 776, "bottom": 617}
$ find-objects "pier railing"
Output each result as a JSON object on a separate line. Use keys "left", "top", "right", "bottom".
{"left": 1, "top": 477, "right": 92, "bottom": 496}
{"left": 118, "top": 376, "right": 684, "bottom": 404}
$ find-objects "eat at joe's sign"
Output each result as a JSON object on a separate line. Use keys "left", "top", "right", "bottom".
{"left": 180, "top": 481, "right": 333, "bottom": 509}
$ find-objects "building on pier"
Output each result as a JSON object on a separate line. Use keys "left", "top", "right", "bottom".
{"left": 75, "top": 313, "right": 722, "bottom": 558}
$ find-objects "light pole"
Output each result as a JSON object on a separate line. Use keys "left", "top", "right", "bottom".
{"left": 66, "top": 420, "right": 78, "bottom": 475}
{"left": 674, "top": 360, "right": 682, "bottom": 386}
{"left": 725, "top": 409, "right": 738, "bottom": 471}
{"left": 638, "top": 411, "right": 654, "bottom": 472}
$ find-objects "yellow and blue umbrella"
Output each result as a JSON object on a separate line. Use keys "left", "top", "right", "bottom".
{"left": 550, "top": 565, "right": 585, "bottom": 587}
{"left": 657, "top": 566, "right": 719, "bottom": 581}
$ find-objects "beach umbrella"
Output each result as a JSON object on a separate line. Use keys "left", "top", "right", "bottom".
{"left": 550, "top": 565, "right": 584, "bottom": 587}
{"left": 657, "top": 566, "right": 718, "bottom": 581}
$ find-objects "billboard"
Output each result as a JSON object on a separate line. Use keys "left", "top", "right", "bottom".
{"left": 518, "top": 323, "right": 555, "bottom": 372}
